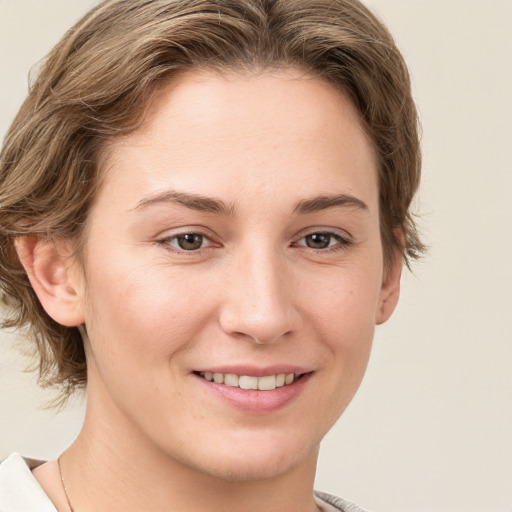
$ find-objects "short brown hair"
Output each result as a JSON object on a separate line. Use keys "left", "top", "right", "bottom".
{"left": 0, "top": 0, "right": 424, "bottom": 399}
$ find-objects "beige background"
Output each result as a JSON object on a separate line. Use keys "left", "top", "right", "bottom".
{"left": 1, "top": 1, "right": 511, "bottom": 511}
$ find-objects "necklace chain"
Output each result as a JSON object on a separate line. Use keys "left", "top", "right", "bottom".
{"left": 57, "top": 456, "right": 76, "bottom": 512}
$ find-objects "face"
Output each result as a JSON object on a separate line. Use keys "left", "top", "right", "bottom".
{"left": 69, "top": 69, "right": 400, "bottom": 481}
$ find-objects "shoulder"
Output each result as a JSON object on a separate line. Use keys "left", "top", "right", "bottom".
{"left": 0, "top": 453, "right": 56, "bottom": 511}
{"left": 315, "top": 490, "right": 371, "bottom": 512}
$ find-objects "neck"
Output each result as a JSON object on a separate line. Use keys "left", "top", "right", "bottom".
{"left": 61, "top": 391, "right": 320, "bottom": 512}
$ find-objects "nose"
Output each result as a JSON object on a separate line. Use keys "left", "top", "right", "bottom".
{"left": 218, "top": 247, "right": 300, "bottom": 344}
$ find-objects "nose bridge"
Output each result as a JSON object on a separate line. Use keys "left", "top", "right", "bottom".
{"left": 219, "top": 241, "right": 298, "bottom": 344}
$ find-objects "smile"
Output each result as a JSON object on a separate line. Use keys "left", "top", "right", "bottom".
{"left": 197, "top": 371, "right": 298, "bottom": 390}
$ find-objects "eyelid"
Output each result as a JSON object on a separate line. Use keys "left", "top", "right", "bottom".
{"left": 155, "top": 225, "right": 353, "bottom": 254}
{"left": 292, "top": 227, "right": 353, "bottom": 251}
{"left": 157, "top": 226, "right": 221, "bottom": 253}
{"left": 294, "top": 226, "right": 353, "bottom": 241}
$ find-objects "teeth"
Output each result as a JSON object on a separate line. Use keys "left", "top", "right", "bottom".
{"left": 239, "top": 375, "right": 258, "bottom": 390}
{"left": 224, "top": 374, "right": 239, "bottom": 387}
{"left": 258, "top": 375, "right": 276, "bottom": 390}
{"left": 200, "top": 372, "right": 297, "bottom": 390}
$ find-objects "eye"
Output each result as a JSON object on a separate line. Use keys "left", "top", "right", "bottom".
{"left": 163, "top": 232, "right": 211, "bottom": 251}
{"left": 295, "top": 231, "right": 350, "bottom": 251}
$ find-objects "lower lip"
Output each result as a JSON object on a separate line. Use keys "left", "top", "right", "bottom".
{"left": 194, "top": 373, "right": 312, "bottom": 414}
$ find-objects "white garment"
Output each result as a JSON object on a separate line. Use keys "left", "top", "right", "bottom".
{"left": 0, "top": 453, "right": 368, "bottom": 512}
{"left": 0, "top": 453, "right": 55, "bottom": 512}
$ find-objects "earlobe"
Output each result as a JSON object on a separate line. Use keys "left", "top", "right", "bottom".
{"left": 15, "top": 236, "right": 85, "bottom": 327}
{"left": 375, "top": 241, "right": 404, "bottom": 326}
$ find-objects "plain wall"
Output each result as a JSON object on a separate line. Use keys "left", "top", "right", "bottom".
{"left": 1, "top": 1, "right": 511, "bottom": 511}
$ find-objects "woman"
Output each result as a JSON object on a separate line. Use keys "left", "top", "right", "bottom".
{"left": 0, "top": 0, "right": 423, "bottom": 510}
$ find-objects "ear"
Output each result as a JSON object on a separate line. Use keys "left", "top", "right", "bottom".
{"left": 15, "top": 236, "right": 85, "bottom": 327}
{"left": 375, "top": 233, "right": 404, "bottom": 325}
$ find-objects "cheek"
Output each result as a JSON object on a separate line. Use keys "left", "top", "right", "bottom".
{"left": 80, "top": 250, "right": 216, "bottom": 372}
{"left": 304, "top": 265, "right": 380, "bottom": 391}
{"left": 304, "top": 261, "right": 382, "bottom": 331}
{"left": 308, "top": 294, "right": 376, "bottom": 441}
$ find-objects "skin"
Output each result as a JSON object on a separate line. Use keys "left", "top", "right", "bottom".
{"left": 22, "top": 68, "right": 402, "bottom": 512}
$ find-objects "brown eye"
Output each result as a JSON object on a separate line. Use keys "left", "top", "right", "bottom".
{"left": 304, "top": 233, "right": 333, "bottom": 249}
{"left": 175, "top": 233, "right": 205, "bottom": 251}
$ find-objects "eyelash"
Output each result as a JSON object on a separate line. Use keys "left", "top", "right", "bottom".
{"left": 158, "top": 231, "right": 216, "bottom": 254}
{"left": 293, "top": 230, "right": 352, "bottom": 253}
{"left": 157, "top": 229, "right": 352, "bottom": 254}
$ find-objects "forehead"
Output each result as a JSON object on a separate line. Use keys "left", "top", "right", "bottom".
{"left": 98, "top": 68, "right": 378, "bottom": 212}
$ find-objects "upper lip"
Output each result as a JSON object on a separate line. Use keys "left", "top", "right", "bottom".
{"left": 193, "top": 365, "right": 311, "bottom": 377}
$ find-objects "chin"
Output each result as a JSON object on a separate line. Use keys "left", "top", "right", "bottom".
{"left": 192, "top": 454, "right": 303, "bottom": 483}
{"left": 229, "top": 455, "right": 299, "bottom": 481}
{"left": 177, "top": 433, "right": 319, "bottom": 483}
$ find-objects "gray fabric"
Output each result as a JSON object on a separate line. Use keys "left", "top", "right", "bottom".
{"left": 0, "top": 453, "right": 369, "bottom": 512}
{"left": 315, "top": 490, "right": 370, "bottom": 512}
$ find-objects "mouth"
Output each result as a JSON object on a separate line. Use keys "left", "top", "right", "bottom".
{"left": 193, "top": 368, "right": 313, "bottom": 413}
{"left": 194, "top": 371, "right": 306, "bottom": 391}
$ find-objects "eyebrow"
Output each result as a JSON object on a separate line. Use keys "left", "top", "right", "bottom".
{"left": 293, "top": 194, "right": 369, "bottom": 214}
{"left": 135, "top": 190, "right": 234, "bottom": 215}
{"left": 134, "top": 190, "right": 368, "bottom": 216}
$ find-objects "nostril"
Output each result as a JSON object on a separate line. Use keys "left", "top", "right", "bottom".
{"left": 218, "top": 305, "right": 298, "bottom": 345}
{"left": 217, "top": 261, "right": 300, "bottom": 343}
